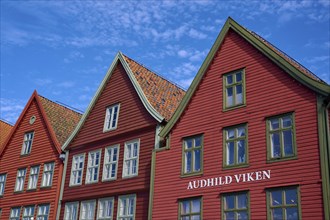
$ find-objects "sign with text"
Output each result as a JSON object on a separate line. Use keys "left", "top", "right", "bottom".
{"left": 187, "top": 170, "right": 271, "bottom": 190}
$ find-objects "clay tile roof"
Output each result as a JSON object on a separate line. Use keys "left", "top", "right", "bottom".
{"left": 122, "top": 54, "right": 186, "bottom": 121}
{"left": 38, "top": 95, "right": 82, "bottom": 145}
{"left": 247, "top": 29, "right": 326, "bottom": 84}
{"left": 0, "top": 120, "right": 13, "bottom": 148}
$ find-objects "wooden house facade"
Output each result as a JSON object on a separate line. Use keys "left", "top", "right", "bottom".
{"left": 58, "top": 53, "right": 185, "bottom": 220}
{"left": 151, "top": 18, "right": 330, "bottom": 220}
{"left": 0, "top": 120, "right": 13, "bottom": 149}
{"left": 0, "top": 91, "right": 81, "bottom": 219}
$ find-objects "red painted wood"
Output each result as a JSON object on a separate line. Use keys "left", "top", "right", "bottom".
{"left": 152, "top": 30, "right": 324, "bottom": 219}
{"left": 0, "top": 98, "right": 63, "bottom": 219}
{"left": 60, "top": 62, "right": 157, "bottom": 219}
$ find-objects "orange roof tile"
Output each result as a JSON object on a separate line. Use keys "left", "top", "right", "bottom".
{"left": 38, "top": 95, "right": 82, "bottom": 146}
{"left": 0, "top": 120, "right": 13, "bottom": 148}
{"left": 122, "top": 54, "right": 186, "bottom": 121}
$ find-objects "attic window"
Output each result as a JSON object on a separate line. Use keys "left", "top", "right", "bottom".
{"left": 21, "top": 131, "right": 34, "bottom": 155}
{"left": 29, "top": 116, "right": 36, "bottom": 125}
{"left": 103, "top": 104, "right": 120, "bottom": 132}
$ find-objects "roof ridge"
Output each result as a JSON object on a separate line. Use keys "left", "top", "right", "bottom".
{"left": 37, "top": 94, "right": 82, "bottom": 116}
{"left": 121, "top": 53, "right": 186, "bottom": 92}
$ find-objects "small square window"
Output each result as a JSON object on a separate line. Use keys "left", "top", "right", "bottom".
{"left": 21, "top": 132, "right": 34, "bottom": 155}
{"left": 223, "top": 70, "right": 246, "bottom": 110}
{"left": 41, "top": 162, "right": 54, "bottom": 187}
{"left": 222, "top": 191, "right": 249, "bottom": 220}
{"left": 86, "top": 150, "right": 101, "bottom": 184}
{"left": 182, "top": 135, "right": 203, "bottom": 176}
{"left": 0, "top": 173, "right": 7, "bottom": 196}
{"left": 123, "top": 140, "right": 140, "bottom": 178}
{"left": 103, "top": 145, "right": 119, "bottom": 181}
{"left": 117, "top": 194, "right": 136, "bottom": 220}
{"left": 70, "top": 154, "right": 85, "bottom": 186}
{"left": 267, "top": 113, "right": 296, "bottom": 161}
{"left": 223, "top": 124, "right": 248, "bottom": 168}
{"left": 179, "top": 197, "right": 202, "bottom": 220}
{"left": 15, "top": 168, "right": 26, "bottom": 192}
{"left": 103, "top": 104, "right": 120, "bottom": 132}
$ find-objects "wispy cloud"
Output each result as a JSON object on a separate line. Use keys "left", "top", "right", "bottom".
{"left": 305, "top": 55, "right": 329, "bottom": 63}
{"left": 0, "top": 98, "right": 25, "bottom": 124}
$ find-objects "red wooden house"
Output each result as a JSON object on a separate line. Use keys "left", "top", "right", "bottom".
{"left": 152, "top": 17, "right": 330, "bottom": 220}
{"left": 58, "top": 52, "right": 185, "bottom": 220}
{"left": 0, "top": 91, "right": 81, "bottom": 219}
{"left": 0, "top": 120, "right": 13, "bottom": 149}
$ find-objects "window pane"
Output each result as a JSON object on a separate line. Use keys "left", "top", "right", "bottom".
{"left": 271, "top": 133, "right": 281, "bottom": 158}
{"left": 224, "top": 195, "right": 235, "bottom": 209}
{"left": 226, "top": 142, "right": 234, "bottom": 165}
{"left": 272, "top": 208, "right": 283, "bottom": 220}
{"left": 194, "top": 150, "right": 201, "bottom": 171}
{"left": 185, "top": 152, "right": 192, "bottom": 172}
{"left": 270, "top": 119, "right": 279, "bottom": 130}
{"left": 191, "top": 199, "right": 201, "bottom": 213}
{"left": 225, "top": 212, "right": 235, "bottom": 220}
{"left": 237, "top": 194, "right": 247, "bottom": 209}
{"left": 238, "top": 140, "right": 245, "bottom": 163}
{"left": 236, "top": 72, "right": 242, "bottom": 82}
{"left": 236, "top": 84, "right": 243, "bottom": 104}
{"left": 237, "top": 211, "right": 248, "bottom": 220}
{"left": 271, "top": 191, "right": 282, "bottom": 206}
{"left": 286, "top": 207, "right": 298, "bottom": 220}
{"left": 227, "top": 129, "right": 235, "bottom": 139}
{"left": 191, "top": 215, "right": 201, "bottom": 220}
{"left": 283, "top": 130, "right": 293, "bottom": 156}
{"left": 227, "top": 75, "right": 233, "bottom": 84}
{"left": 181, "top": 201, "right": 190, "bottom": 214}
{"left": 285, "top": 189, "right": 297, "bottom": 205}
{"left": 282, "top": 116, "right": 292, "bottom": 128}
{"left": 195, "top": 137, "right": 201, "bottom": 147}
{"left": 185, "top": 139, "right": 193, "bottom": 149}
{"left": 226, "top": 87, "right": 233, "bottom": 107}
{"left": 237, "top": 127, "right": 245, "bottom": 137}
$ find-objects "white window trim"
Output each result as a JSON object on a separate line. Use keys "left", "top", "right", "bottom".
{"left": 21, "top": 131, "right": 34, "bottom": 155}
{"left": 37, "top": 204, "right": 50, "bottom": 219}
{"left": 10, "top": 207, "right": 21, "bottom": 220}
{"left": 41, "top": 162, "right": 55, "bottom": 187}
{"left": 15, "top": 168, "right": 26, "bottom": 192}
{"left": 64, "top": 201, "right": 79, "bottom": 220}
{"left": 102, "top": 145, "right": 120, "bottom": 182}
{"left": 103, "top": 104, "right": 120, "bottom": 132}
{"left": 27, "top": 165, "right": 40, "bottom": 190}
{"left": 23, "top": 205, "right": 35, "bottom": 219}
{"left": 122, "top": 139, "right": 140, "bottom": 178}
{"left": 117, "top": 194, "right": 136, "bottom": 220}
{"left": 97, "top": 197, "right": 114, "bottom": 220}
{"left": 70, "top": 153, "right": 86, "bottom": 186}
{"left": 0, "top": 173, "right": 7, "bottom": 196}
{"left": 85, "top": 150, "right": 101, "bottom": 184}
{"left": 80, "top": 200, "right": 96, "bottom": 220}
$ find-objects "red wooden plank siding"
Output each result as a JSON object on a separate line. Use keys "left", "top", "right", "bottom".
{"left": 152, "top": 29, "right": 324, "bottom": 219}
{"left": 60, "top": 62, "right": 157, "bottom": 219}
{"left": 0, "top": 99, "right": 63, "bottom": 219}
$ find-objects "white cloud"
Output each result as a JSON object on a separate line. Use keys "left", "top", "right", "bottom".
{"left": 178, "top": 50, "right": 189, "bottom": 58}
{"left": 34, "top": 78, "right": 53, "bottom": 86}
{"left": 306, "top": 55, "right": 329, "bottom": 63}
{"left": 57, "top": 81, "right": 75, "bottom": 88}
{"left": 0, "top": 98, "right": 25, "bottom": 124}
{"left": 188, "top": 28, "right": 207, "bottom": 39}
{"left": 177, "top": 77, "right": 194, "bottom": 89}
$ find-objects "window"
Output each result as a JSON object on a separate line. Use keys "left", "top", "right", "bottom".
{"left": 10, "top": 207, "right": 21, "bottom": 220}
{"left": 97, "top": 197, "right": 114, "bottom": 220}
{"left": 64, "top": 202, "right": 79, "bottom": 220}
{"left": 80, "top": 200, "right": 96, "bottom": 220}
{"left": 222, "top": 191, "right": 249, "bottom": 220}
{"left": 86, "top": 150, "right": 101, "bottom": 184}
{"left": 103, "top": 145, "right": 119, "bottom": 181}
{"left": 37, "top": 204, "right": 50, "bottom": 220}
{"left": 21, "top": 131, "right": 34, "bottom": 155}
{"left": 41, "top": 162, "right": 54, "bottom": 187}
{"left": 23, "top": 206, "right": 35, "bottom": 220}
{"left": 179, "top": 197, "right": 202, "bottom": 220}
{"left": 267, "top": 186, "right": 300, "bottom": 220}
{"left": 28, "top": 166, "right": 40, "bottom": 190}
{"left": 117, "top": 194, "right": 136, "bottom": 220}
{"left": 267, "top": 113, "right": 296, "bottom": 161}
{"left": 103, "top": 104, "right": 120, "bottom": 131}
{"left": 15, "top": 168, "right": 26, "bottom": 192}
{"left": 0, "top": 173, "right": 6, "bottom": 196}
{"left": 223, "top": 69, "right": 245, "bottom": 109}
{"left": 182, "top": 135, "right": 203, "bottom": 176}
{"left": 123, "top": 140, "right": 140, "bottom": 178}
{"left": 224, "top": 125, "right": 248, "bottom": 168}
{"left": 70, "top": 154, "right": 85, "bottom": 186}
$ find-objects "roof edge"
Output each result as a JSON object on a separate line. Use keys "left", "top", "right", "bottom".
{"left": 160, "top": 17, "right": 330, "bottom": 138}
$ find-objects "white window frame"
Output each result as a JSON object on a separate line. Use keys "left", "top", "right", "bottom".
{"left": 70, "top": 154, "right": 85, "bottom": 186}
{"left": 23, "top": 205, "right": 35, "bottom": 220}
{"left": 117, "top": 194, "right": 136, "bottom": 220}
{"left": 97, "top": 197, "right": 114, "bottom": 220}
{"left": 15, "top": 168, "right": 26, "bottom": 192}
{"left": 80, "top": 200, "right": 96, "bottom": 220}
{"left": 103, "top": 145, "right": 120, "bottom": 181}
{"left": 28, "top": 165, "right": 40, "bottom": 190}
{"left": 0, "top": 173, "right": 7, "bottom": 196}
{"left": 41, "top": 162, "right": 54, "bottom": 187}
{"left": 64, "top": 202, "right": 79, "bottom": 220}
{"left": 85, "top": 150, "right": 101, "bottom": 184}
{"left": 21, "top": 131, "right": 34, "bottom": 155}
{"left": 122, "top": 139, "right": 140, "bottom": 178}
{"left": 103, "top": 104, "right": 120, "bottom": 132}
{"left": 10, "top": 207, "right": 21, "bottom": 220}
{"left": 37, "top": 204, "right": 50, "bottom": 220}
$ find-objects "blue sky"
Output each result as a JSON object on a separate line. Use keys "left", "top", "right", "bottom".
{"left": 1, "top": 0, "right": 329, "bottom": 125}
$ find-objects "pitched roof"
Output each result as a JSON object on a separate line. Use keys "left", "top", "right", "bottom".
{"left": 122, "top": 54, "right": 186, "bottom": 121}
{"left": 159, "top": 17, "right": 330, "bottom": 138}
{"left": 38, "top": 95, "right": 82, "bottom": 146}
{"left": 62, "top": 52, "right": 185, "bottom": 150}
{"left": 0, "top": 120, "right": 13, "bottom": 148}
